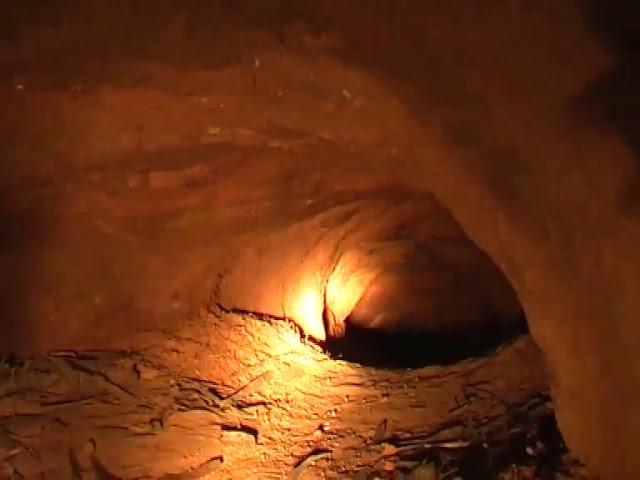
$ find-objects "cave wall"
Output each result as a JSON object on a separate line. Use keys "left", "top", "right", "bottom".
{"left": 291, "top": 2, "right": 640, "bottom": 477}
{"left": 1, "top": 1, "right": 639, "bottom": 478}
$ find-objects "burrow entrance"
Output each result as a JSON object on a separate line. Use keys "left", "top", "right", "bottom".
{"left": 316, "top": 192, "right": 528, "bottom": 369}
{"left": 323, "top": 313, "right": 529, "bottom": 368}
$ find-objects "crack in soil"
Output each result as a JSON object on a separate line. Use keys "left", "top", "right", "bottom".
{"left": 214, "top": 302, "right": 326, "bottom": 349}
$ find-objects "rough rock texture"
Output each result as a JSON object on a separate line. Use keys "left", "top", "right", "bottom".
{"left": 0, "top": 313, "right": 547, "bottom": 478}
{"left": 1, "top": 1, "right": 639, "bottom": 478}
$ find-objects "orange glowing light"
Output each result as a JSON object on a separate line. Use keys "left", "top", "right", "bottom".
{"left": 285, "top": 249, "right": 376, "bottom": 341}
{"left": 325, "top": 250, "right": 376, "bottom": 336}
{"left": 291, "top": 288, "right": 325, "bottom": 341}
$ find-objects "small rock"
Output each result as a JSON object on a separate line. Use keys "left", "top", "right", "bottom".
{"left": 342, "top": 89, "right": 352, "bottom": 100}
{"left": 409, "top": 463, "right": 438, "bottom": 480}
{"left": 382, "top": 443, "right": 398, "bottom": 457}
{"left": 382, "top": 461, "right": 396, "bottom": 473}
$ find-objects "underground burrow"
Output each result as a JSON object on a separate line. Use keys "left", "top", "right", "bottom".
{"left": 2, "top": 2, "right": 635, "bottom": 477}
{"left": 212, "top": 184, "right": 530, "bottom": 369}
{"left": 322, "top": 311, "right": 528, "bottom": 369}
{"left": 303, "top": 194, "right": 530, "bottom": 369}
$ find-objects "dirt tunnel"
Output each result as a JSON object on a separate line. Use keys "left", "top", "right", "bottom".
{"left": 2, "top": 1, "right": 640, "bottom": 479}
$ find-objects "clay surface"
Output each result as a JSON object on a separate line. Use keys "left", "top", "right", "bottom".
{"left": 1, "top": 1, "right": 639, "bottom": 478}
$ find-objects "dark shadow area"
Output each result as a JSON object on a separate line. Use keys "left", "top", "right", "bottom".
{"left": 355, "top": 394, "right": 583, "bottom": 479}
{"left": 323, "top": 313, "right": 528, "bottom": 369}
{"left": 0, "top": 0, "right": 287, "bottom": 91}
{"left": 451, "top": 413, "right": 568, "bottom": 480}
{"left": 0, "top": 190, "right": 54, "bottom": 354}
{"left": 575, "top": 0, "right": 640, "bottom": 216}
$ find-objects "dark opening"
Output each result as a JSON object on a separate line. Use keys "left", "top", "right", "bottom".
{"left": 323, "top": 313, "right": 529, "bottom": 369}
